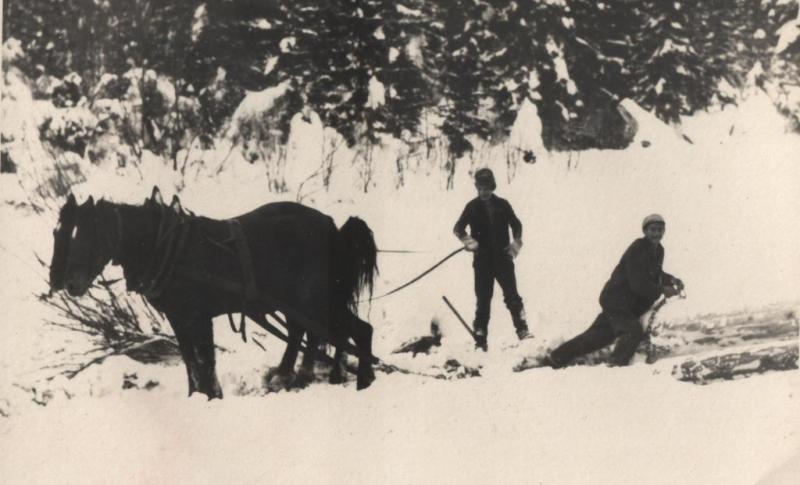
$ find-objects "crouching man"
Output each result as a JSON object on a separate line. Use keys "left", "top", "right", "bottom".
{"left": 454, "top": 168, "right": 530, "bottom": 351}
{"left": 548, "top": 214, "right": 683, "bottom": 367}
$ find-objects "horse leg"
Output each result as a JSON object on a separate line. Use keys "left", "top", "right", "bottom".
{"left": 266, "top": 322, "right": 302, "bottom": 391}
{"left": 293, "top": 332, "right": 319, "bottom": 388}
{"left": 343, "top": 311, "right": 375, "bottom": 390}
{"left": 328, "top": 346, "right": 347, "bottom": 385}
{"left": 166, "top": 316, "right": 203, "bottom": 397}
{"left": 193, "top": 316, "right": 222, "bottom": 399}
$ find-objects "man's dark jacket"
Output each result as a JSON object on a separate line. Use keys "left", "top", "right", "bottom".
{"left": 600, "top": 237, "right": 675, "bottom": 316}
{"left": 453, "top": 195, "right": 522, "bottom": 257}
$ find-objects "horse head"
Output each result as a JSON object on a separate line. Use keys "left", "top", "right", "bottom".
{"left": 63, "top": 196, "right": 120, "bottom": 296}
{"left": 49, "top": 193, "right": 78, "bottom": 291}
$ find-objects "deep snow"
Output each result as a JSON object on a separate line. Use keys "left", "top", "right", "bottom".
{"left": 1, "top": 90, "right": 799, "bottom": 484}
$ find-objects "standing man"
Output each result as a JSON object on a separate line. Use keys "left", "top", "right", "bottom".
{"left": 454, "top": 168, "right": 529, "bottom": 351}
{"left": 548, "top": 214, "right": 683, "bottom": 368}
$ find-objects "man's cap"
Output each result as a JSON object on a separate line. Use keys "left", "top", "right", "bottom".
{"left": 642, "top": 213, "right": 665, "bottom": 230}
{"left": 474, "top": 168, "right": 496, "bottom": 190}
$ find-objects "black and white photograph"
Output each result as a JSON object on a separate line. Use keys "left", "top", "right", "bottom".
{"left": 1, "top": 1, "right": 799, "bottom": 483}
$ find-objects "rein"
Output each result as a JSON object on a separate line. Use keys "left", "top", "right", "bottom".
{"left": 368, "top": 246, "right": 465, "bottom": 301}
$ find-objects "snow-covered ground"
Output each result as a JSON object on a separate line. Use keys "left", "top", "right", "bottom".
{"left": 1, "top": 92, "right": 799, "bottom": 484}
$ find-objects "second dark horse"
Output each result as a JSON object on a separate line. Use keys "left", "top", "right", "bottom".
{"left": 51, "top": 188, "right": 378, "bottom": 398}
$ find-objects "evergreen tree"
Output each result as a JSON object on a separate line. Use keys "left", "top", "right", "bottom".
{"left": 568, "top": 0, "right": 640, "bottom": 102}
{"left": 522, "top": 0, "right": 584, "bottom": 147}
{"left": 6, "top": 0, "right": 797, "bottom": 158}
{"left": 4, "top": 0, "right": 199, "bottom": 85}
{"left": 189, "top": 0, "right": 284, "bottom": 92}
{"left": 433, "top": 0, "right": 492, "bottom": 157}
{"left": 692, "top": 0, "right": 737, "bottom": 94}
{"left": 371, "top": 0, "right": 435, "bottom": 142}
{"left": 631, "top": 1, "right": 708, "bottom": 123}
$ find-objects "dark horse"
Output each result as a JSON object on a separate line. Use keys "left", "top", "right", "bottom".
{"left": 50, "top": 188, "right": 378, "bottom": 398}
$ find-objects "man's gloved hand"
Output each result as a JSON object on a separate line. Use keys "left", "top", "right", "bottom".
{"left": 461, "top": 236, "right": 479, "bottom": 252}
{"left": 506, "top": 239, "right": 523, "bottom": 259}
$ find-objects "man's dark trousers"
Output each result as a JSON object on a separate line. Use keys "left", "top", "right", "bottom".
{"left": 473, "top": 254, "right": 526, "bottom": 335}
{"left": 549, "top": 309, "right": 645, "bottom": 367}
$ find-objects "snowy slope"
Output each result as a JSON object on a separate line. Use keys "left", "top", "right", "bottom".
{"left": 1, "top": 93, "right": 799, "bottom": 484}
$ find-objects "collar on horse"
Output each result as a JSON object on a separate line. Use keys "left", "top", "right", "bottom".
{"left": 123, "top": 204, "right": 193, "bottom": 300}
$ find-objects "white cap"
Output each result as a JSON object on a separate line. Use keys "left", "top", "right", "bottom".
{"left": 642, "top": 213, "right": 665, "bottom": 230}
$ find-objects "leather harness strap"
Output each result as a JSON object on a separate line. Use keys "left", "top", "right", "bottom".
{"left": 229, "top": 220, "right": 259, "bottom": 301}
{"left": 140, "top": 207, "right": 192, "bottom": 300}
{"left": 227, "top": 220, "right": 260, "bottom": 342}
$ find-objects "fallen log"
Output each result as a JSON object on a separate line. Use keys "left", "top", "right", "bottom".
{"left": 646, "top": 306, "right": 798, "bottom": 363}
{"left": 673, "top": 343, "right": 798, "bottom": 385}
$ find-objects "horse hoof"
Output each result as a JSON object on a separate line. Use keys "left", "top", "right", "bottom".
{"left": 265, "top": 370, "right": 294, "bottom": 392}
{"left": 329, "top": 362, "right": 348, "bottom": 384}
{"left": 356, "top": 375, "right": 374, "bottom": 390}
{"left": 356, "top": 366, "right": 375, "bottom": 390}
{"left": 292, "top": 369, "right": 315, "bottom": 389}
{"left": 329, "top": 371, "right": 345, "bottom": 385}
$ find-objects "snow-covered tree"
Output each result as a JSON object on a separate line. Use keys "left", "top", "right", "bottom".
{"left": 568, "top": 0, "right": 639, "bottom": 102}
{"left": 6, "top": 0, "right": 799, "bottom": 161}
{"left": 631, "top": 1, "right": 710, "bottom": 123}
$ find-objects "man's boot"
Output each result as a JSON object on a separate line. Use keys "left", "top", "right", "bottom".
{"left": 473, "top": 325, "right": 488, "bottom": 352}
{"left": 512, "top": 307, "right": 531, "bottom": 340}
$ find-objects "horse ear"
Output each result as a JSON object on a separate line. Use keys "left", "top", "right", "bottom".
{"left": 86, "top": 195, "right": 95, "bottom": 206}
{"left": 150, "top": 186, "right": 163, "bottom": 205}
{"left": 169, "top": 195, "right": 183, "bottom": 214}
{"left": 66, "top": 193, "right": 77, "bottom": 207}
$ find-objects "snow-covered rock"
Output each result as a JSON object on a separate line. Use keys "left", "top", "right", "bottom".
{"left": 619, "top": 98, "right": 686, "bottom": 147}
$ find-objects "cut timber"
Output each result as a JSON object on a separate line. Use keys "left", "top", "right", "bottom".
{"left": 646, "top": 306, "right": 798, "bottom": 363}
{"left": 673, "top": 343, "right": 798, "bottom": 385}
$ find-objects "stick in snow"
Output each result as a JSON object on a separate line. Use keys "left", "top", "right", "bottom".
{"left": 442, "top": 295, "right": 477, "bottom": 342}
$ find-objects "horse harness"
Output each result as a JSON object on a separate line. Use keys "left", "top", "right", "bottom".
{"left": 123, "top": 205, "right": 193, "bottom": 300}
{"left": 108, "top": 202, "right": 430, "bottom": 373}
{"left": 142, "top": 208, "right": 278, "bottom": 345}
{"left": 69, "top": 198, "right": 432, "bottom": 380}
{"left": 225, "top": 220, "right": 259, "bottom": 343}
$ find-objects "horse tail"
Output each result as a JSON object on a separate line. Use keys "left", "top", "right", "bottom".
{"left": 336, "top": 217, "right": 378, "bottom": 311}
